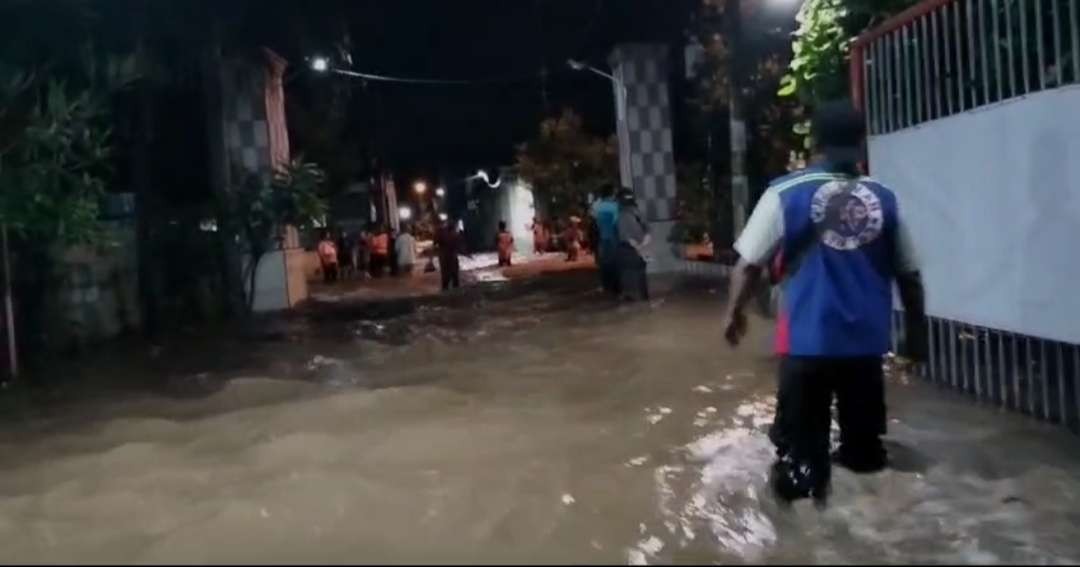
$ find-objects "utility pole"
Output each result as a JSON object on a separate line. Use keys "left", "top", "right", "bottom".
{"left": 2, "top": 223, "right": 16, "bottom": 380}
{"left": 202, "top": 2, "right": 245, "bottom": 316}
{"left": 536, "top": 0, "right": 551, "bottom": 116}
{"left": 540, "top": 66, "right": 550, "bottom": 115}
{"left": 132, "top": 0, "right": 161, "bottom": 337}
{"left": 726, "top": 0, "right": 750, "bottom": 240}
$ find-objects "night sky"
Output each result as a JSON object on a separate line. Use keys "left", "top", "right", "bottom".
{"left": 77, "top": 0, "right": 799, "bottom": 193}
{"left": 275, "top": 0, "right": 699, "bottom": 180}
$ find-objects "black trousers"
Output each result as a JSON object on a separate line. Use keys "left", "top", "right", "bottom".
{"left": 322, "top": 263, "right": 339, "bottom": 284}
{"left": 440, "top": 259, "right": 460, "bottom": 291}
{"left": 370, "top": 254, "right": 387, "bottom": 278}
{"left": 770, "top": 356, "right": 887, "bottom": 474}
{"left": 617, "top": 244, "right": 648, "bottom": 301}
{"left": 597, "top": 242, "right": 621, "bottom": 295}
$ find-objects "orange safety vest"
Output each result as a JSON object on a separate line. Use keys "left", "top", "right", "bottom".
{"left": 497, "top": 232, "right": 514, "bottom": 256}
{"left": 371, "top": 233, "right": 389, "bottom": 256}
{"left": 318, "top": 240, "right": 338, "bottom": 265}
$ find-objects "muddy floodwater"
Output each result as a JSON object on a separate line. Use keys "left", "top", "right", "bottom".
{"left": 0, "top": 275, "right": 1078, "bottom": 564}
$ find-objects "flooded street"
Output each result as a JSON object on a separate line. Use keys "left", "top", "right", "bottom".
{"left": 0, "top": 274, "right": 1078, "bottom": 564}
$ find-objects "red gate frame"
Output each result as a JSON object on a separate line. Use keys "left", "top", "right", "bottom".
{"left": 849, "top": 0, "right": 961, "bottom": 110}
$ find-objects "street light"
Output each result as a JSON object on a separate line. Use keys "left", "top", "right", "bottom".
{"left": 398, "top": 206, "right": 413, "bottom": 221}
{"left": 435, "top": 187, "right": 446, "bottom": 198}
{"left": 310, "top": 56, "right": 330, "bottom": 73}
{"left": 567, "top": 59, "right": 617, "bottom": 82}
{"left": 414, "top": 181, "right": 428, "bottom": 195}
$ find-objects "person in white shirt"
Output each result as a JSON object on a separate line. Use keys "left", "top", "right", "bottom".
{"left": 394, "top": 225, "right": 418, "bottom": 277}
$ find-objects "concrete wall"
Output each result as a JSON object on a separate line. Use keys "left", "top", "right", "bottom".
{"left": 495, "top": 174, "right": 537, "bottom": 256}
{"left": 50, "top": 219, "right": 140, "bottom": 348}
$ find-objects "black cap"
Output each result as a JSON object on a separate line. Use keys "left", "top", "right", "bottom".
{"left": 812, "top": 99, "right": 865, "bottom": 164}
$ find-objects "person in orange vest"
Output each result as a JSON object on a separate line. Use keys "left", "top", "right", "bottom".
{"left": 562, "top": 218, "right": 582, "bottom": 262}
{"left": 317, "top": 230, "right": 339, "bottom": 284}
{"left": 496, "top": 221, "right": 514, "bottom": 267}
{"left": 369, "top": 225, "right": 390, "bottom": 278}
{"left": 530, "top": 218, "right": 548, "bottom": 254}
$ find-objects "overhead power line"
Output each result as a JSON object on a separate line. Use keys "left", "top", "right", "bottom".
{"left": 328, "top": 67, "right": 545, "bottom": 86}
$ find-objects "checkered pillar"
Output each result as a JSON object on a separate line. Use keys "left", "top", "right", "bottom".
{"left": 610, "top": 43, "right": 679, "bottom": 273}
{"left": 222, "top": 59, "right": 274, "bottom": 186}
{"left": 218, "top": 53, "right": 306, "bottom": 312}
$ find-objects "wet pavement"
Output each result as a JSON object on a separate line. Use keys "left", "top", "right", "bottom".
{"left": 0, "top": 273, "right": 1078, "bottom": 564}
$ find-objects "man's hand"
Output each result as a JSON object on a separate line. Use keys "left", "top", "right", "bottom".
{"left": 898, "top": 319, "right": 928, "bottom": 364}
{"left": 722, "top": 310, "right": 749, "bottom": 347}
{"left": 722, "top": 259, "right": 761, "bottom": 348}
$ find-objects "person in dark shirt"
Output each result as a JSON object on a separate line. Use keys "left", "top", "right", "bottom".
{"left": 336, "top": 229, "right": 354, "bottom": 280}
{"left": 388, "top": 228, "right": 400, "bottom": 277}
{"left": 616, "top": 190, "right": 651, "bottom": 301}
{"left": 434, "top": 218, "right": 465, "bottom": 291}
{"left": 591, "top": 184, "right": 622, "bottom": 296}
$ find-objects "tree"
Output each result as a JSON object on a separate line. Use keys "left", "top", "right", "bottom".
{"left": 685, "top": 0, "right": 805, "bottom": 247}
{"left": 0, "top": 0, "right": 136, "bottom": 377}
{"left": 778, "top": 0, "right": 919, "bottom": 142}
{"left": 222, "top": 158, "right": 327, "bottom": 312}
{"left": 0, "top": 78, "right": 116, "bottom": 379}
{"left": 0, "top": 81, "right": 111, "bottom": 244}
{"left": 514, "top": 109, "right": 617, "bottom": 221}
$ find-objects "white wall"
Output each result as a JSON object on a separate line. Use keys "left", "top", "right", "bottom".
{"left": 868, "top": 86, "right": 1080, "bottom": 343}
{"left": 243, "top": 251, "right": 288, "bottom": 312}
{"left": 507, "top": 182, "right": 536, "bottom": 255}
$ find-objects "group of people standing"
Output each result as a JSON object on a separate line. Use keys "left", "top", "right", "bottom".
{"left": 317, "top": 225, "right": 417, "bottom": 284}
{"left": 520, "top": 185, "right": 651, "bottom": 302}
{"left": 528, "top": 217, "right": 585, "bottom": 263}
{"left": 590, "top": 185, "right": 652, "bottom": 302}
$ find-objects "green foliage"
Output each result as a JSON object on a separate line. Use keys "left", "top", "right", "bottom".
{"left": 0, "top": 2, "right": 140, "bottom": 366}
{"left": 778, "top": 0, "right": 850, "bottom": 106}
{"left": 0, "top": 79, "right": 113, "bottom": 245}
{"left": 515, "top": 109, "right": 618, "bottom": 221}
{"left": 0, "top": 0, "right": 137, "bottom": 247}
{"left": 780, "top": 0, "right": 918, "bottom": 106}
{"left": 778, "top": 0, "right": 918, "bottom": 146}
{"left": 222, "top": 158, "right": 327, "bottom": 309}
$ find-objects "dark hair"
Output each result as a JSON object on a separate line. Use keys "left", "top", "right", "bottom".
{"left": 812, "top": 99, "right": 865, "bottom": 175}
{"left": 498, "top": 221, "right": 507, "bottom": 231}
{"left": 598, "top": 183, "right": 616, "bottom": 198}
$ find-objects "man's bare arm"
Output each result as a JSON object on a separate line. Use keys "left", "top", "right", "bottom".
{"left": 722, "top": 258, "right": 763, "bottom": 346}
{"left": 896, "top": 271, "right": 928, "bottom": 362}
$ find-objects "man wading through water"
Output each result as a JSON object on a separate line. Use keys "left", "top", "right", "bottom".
{"left": 591, "top": 183, "right": 621, "bottom": 296}
{"left": 722, "top": 100, "right": 927, "bottom": 504}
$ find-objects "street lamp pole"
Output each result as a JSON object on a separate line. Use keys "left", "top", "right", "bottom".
{"left": 567, "top": 59, "right": 628, "bottom": 122}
